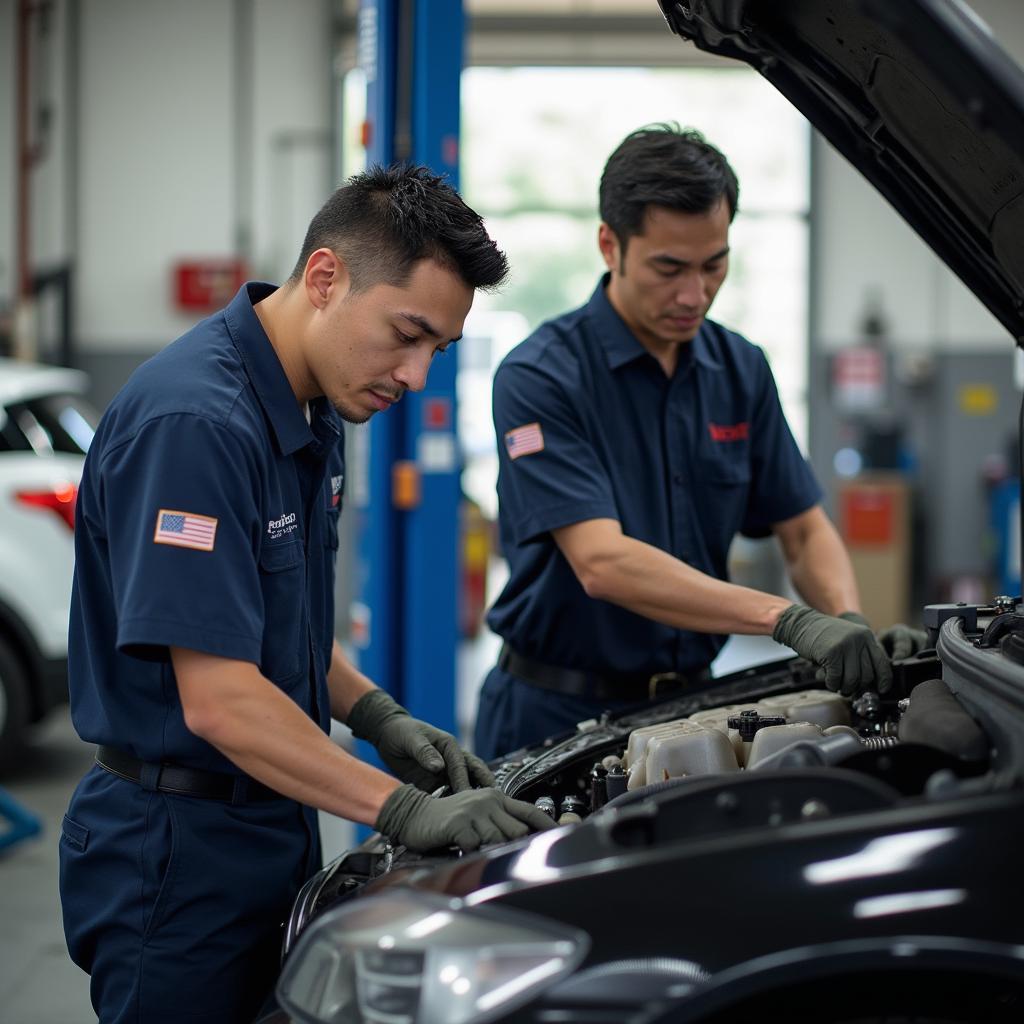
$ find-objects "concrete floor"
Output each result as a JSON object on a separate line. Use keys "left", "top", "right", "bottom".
{"left": 1, "top": 709, "right": 96, "bottom": 1023}
{"left": 0, "top": 632, "right": 787, "bottom": 1022}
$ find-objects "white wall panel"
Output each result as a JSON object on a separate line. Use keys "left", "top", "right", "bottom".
{"left": 73, "top": 0, "right": 331, "bottom": 350}
{"left": 250, "top": 0, "right": 332, "bottom": 282}
{"left": 77, "top": 0, "right": 235, "bottom": 349}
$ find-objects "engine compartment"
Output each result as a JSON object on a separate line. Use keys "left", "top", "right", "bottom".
{"left": 495, "top": 655, "right": 991, "bottom": 829}
{"left": 283, "top": 637, "right": 1011, "bottom": 957}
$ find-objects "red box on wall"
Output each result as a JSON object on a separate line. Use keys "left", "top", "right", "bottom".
{"left": 841, "top": 487, "right": 895, "bottom": 546}
{"left": 173, "top": 259, "right": 248, "bottom": 312}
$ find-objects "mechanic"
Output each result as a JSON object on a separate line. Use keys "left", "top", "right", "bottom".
{"left": 474, "top": 125, "right": 922, "bottom": 761}
{"left": 59, "top": 164, "right": 554, "bottom": 1024}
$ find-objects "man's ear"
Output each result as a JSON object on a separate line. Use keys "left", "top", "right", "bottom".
{"left": 304, "top": 248, "right": 351, "bottom": 309}
{"left": 597, "top": 223, "right": 621, "bottom": 273}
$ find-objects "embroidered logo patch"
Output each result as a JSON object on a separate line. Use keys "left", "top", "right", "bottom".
{"left": 505, "top": 422, "right": 545, "bottom": 460}
{"left": 708, "top": 421, "right": 749, "bottom": 442}
{"left": 154, "top": 509, "right": 218, "bottom": 551}
{"left": 330, "top": 474, "right": 344, "bottom": 508}
{"left": 267, "top": 511, "right": 299, "bottom": 541}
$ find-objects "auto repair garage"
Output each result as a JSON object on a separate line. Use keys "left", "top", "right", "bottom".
{"left": 3, "top": 1, "right": 1024, "bottom": 1021}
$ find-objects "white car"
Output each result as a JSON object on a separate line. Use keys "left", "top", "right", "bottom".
{"left": 0, "top": 358, "right": 97, "bottom": 769}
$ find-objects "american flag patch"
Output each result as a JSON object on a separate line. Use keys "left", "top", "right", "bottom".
{"left": 153, "top": 509, "right": 218, "bottom": 551}
{"left": 504, "top": 422, "right": 544, "bottom": 460}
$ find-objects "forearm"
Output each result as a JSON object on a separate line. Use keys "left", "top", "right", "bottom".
{"left": 782, "top": 517, "right": 861, "bottom": 616}
{"left": 583, "top": 533, "right": 791, "bottom": 635}
{"left": 327, "top": 639, "right": 378, "bottom": 721}
{"left": 172, "top": 650, "right": 397, "bottom": 825}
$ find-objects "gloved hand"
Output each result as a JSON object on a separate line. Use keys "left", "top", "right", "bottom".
{"left": 877, "top": 623, "right": 930, "bottom": 660}
{"left": 841, "top": 612, "right": 930, "bottom": 661}
{"left": 773, "top": 605, "right": 893, "bottom": 695}
{"left": 376, "top": 783, "right": 557, "bottom": 853}
{"left": 838, "top": 611, "right": 872, "bottom": 629}
{"left": 347, "top": 689, "right": 494, "bottom": 793}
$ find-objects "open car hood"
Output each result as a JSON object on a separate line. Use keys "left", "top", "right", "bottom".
{"left": 657, "top": 0, "right": 1024, "bottom": 344}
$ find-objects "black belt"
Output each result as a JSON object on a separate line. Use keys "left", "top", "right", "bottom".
{"left": 96, "top": 746, "right": 283, "bottom": 804}
{"left": 498, "top": 643, "right": 711, "bottom": 701}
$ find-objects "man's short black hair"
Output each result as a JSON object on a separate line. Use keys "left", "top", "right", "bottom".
{"left": 599, "top": 123, "right": 739, "bottom": 253}
{"left": 290, "top": 163, "right": 509, "bottom": 292}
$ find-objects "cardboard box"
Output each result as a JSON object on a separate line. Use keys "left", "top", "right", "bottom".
{"left": 838, "top": 473, "right": 910, "bottom": 629}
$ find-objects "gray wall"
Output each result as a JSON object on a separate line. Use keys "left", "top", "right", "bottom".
{"left": 0, "top": 0, "right": 332, "bottom": 392}
{"left": 806, "top": 0, "right": 1024, "bottom": 602}
{"left": 811, "top": 0, "right": 1024, "bottom": 355}
{"left": 809, "top": 349, "right": 1020, "bottom": 604}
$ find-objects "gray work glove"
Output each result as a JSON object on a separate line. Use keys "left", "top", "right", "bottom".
{"left": 877, "top": 623, "right": 930, "bottom": 660}
{"left": 838, "top": 611, "right": 872, "bottom": 629}
{"left": 348, "top": 689, "right": 494, "bottom": 793}
{"left": 376, "top": 783, "right": 556, "bottom": 853}
{"left": 773, "top": 605, "right": 893, "bottom": 696}
{"left": 841, "top": 612, "right": 930, "bottom": 661}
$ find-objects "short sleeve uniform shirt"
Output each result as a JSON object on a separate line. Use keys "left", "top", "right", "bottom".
{"left": 487, "top": 276, "right": 821, "bottom": 676}
{"left": 68, "top": 283, "right": 345, "bottom": 771}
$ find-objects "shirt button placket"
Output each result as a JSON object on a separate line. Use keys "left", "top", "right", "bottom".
{"left": 669, "top": 378, "right": 696, "bottom": 565}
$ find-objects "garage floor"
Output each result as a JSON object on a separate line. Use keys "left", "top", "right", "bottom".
{"left": 1, "top": 710, "right": 95, "bottom": 1022}
{"left": 0, "top": 633, "right": 786, "bottom": 1021}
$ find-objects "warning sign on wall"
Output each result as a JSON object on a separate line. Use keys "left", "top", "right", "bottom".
{"left": 832, "top": 346, "right": 885, "bottom": 411}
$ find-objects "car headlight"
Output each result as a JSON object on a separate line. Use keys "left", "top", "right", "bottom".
{"left": 276, "top": 890, "right": 590, "bottom": 1024}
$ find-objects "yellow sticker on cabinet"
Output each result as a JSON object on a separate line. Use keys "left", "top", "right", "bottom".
{"left": 958, "top": 384, "right": 997, "bottom": 416}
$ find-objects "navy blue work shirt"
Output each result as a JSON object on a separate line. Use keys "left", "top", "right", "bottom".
{"left": 487, "top": 275, "right": 821, "bottom": 675}
{"left": 68, "top": 282, "right": 345, "bottom": 771}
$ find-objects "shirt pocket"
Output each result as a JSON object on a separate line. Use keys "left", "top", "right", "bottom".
{"left": 258, "top": 539, "right": 305, "bottom": 682}
{"left": 698, "top": 455, "right": 751, "bottom": 487}
{"left": 61, "top": 814, "right": 89, "bottom": 851}
{"left": 695, "top": 454, "right": 752, "bottom": 544}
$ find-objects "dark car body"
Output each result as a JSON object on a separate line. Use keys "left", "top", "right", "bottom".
{"left": 271, "top": 2, "right": 1024, "bottom": 1022}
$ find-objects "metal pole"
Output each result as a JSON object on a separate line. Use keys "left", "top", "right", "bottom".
{"left": 401, "top": 0, "right": 464, "bottom": 737}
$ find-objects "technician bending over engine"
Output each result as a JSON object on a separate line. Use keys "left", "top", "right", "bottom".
{"left": 475, "top": 125, "right": 925, "bottom": 760}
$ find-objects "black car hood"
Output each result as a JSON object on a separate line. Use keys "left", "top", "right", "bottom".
{"left": 657, "top": 0, "right": 1024, "bottom": 344}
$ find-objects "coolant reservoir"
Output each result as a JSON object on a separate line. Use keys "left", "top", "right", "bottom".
{"left": 624, "top": 720, "right": 691, "bottom": 789}
{"left": 689, "top": 703, "right": 763, "bottom": 763}
{"left": 645, "top": 725, "right": 739, "bottom": 783}
{"left": 745, "top": 722, "right": 824, "bottom": 768}
{"left": 758, "top": 689, "right": 850, "bottom": 729}
{"left": 620, "top": 689, "right": 856, "bottom": 790}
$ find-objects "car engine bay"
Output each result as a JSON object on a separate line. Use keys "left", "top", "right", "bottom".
{"left": 491, "top": 653, "right": 990, "bottom": 839}
{"left": 284, "top": 604, "right": 1020, "bottom": 960}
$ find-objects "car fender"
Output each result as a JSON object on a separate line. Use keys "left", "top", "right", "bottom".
{"left": 0, "top": 595, "right": 59, "bottom": 720}
{"left": 645, "top": 937, "right": 1024, "bottom": 1023}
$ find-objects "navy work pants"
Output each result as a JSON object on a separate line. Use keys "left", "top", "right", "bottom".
{"left": 59, "top": 764, "right": 318, "bottom": 1024}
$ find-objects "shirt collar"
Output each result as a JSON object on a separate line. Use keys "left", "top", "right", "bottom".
{"left": 587, "top": 274, "right": 723, "bottom": 373}
{"left": 224, "top": 282, "right": 341, "bottom": 456}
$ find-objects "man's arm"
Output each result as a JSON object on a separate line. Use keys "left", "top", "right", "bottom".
{"left": 552, "top": 515, "right": 890, "bottom": 694}
{"left": 171, "top": 647, "right": 396, "bottom": 825}
{"left": 172, "top": 648, "right": 545, "bottom": 850}
{"left": 325, "top": 639, "right": 377, "bottom": 721}
{"left": 772, "top": 505, "right": 861, "bottom": 616}
{"left": 552, "top": 518, "right": 792, "bottom": 635}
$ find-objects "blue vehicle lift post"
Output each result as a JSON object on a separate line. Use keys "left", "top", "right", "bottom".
{"left": 353, "top": 0, "right": 465, "bottom": 770}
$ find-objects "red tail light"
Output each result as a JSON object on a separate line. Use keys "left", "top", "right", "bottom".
{"left": 15, "top": 483, "right": 78, "bottom": 531}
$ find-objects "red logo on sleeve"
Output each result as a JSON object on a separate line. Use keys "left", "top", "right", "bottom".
{"left": 708, "top": 421, "right": 749, "bottom": 442}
